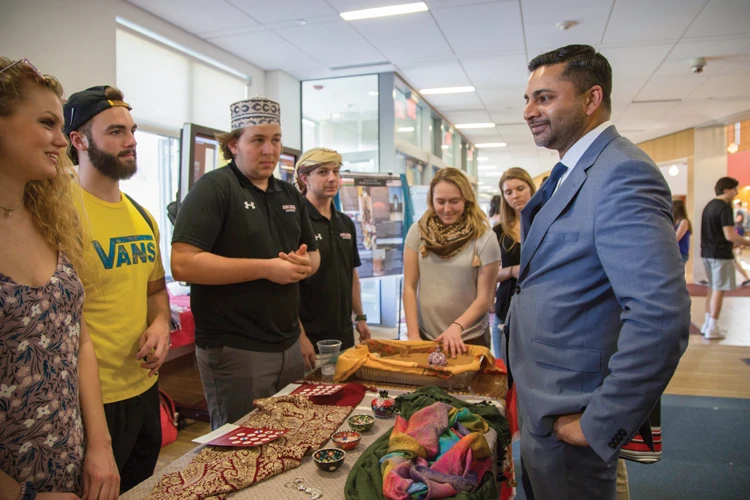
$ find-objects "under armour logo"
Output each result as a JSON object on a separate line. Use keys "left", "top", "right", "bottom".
{"left": 244, "top": 201, "right": 255, "bottom": 210}
{"left": 315, "top": 233, "right": 323, "bottom": 241}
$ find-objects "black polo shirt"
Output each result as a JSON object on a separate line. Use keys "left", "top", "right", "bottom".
{"left": 172, "top": 161, "right": 318, "bottom": 352}
{"left": 299, "top": 199, "right": 361, "bottom": 351}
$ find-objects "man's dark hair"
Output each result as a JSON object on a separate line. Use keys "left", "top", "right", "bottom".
{"left": 528, "top": 44, "right": 612, "bottom": 112}
{"left": 715, "top": 176, "right": 739, "bottom": 196}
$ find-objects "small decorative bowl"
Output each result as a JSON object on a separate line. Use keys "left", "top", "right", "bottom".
{"left": 332, "top": 430, "right": 362, "bottom": 450}
{"left": 347, "top": 414, "right": 376, "bottom": 433}
{"left": 313, "top": 448, "right": 346, "bottom": 472}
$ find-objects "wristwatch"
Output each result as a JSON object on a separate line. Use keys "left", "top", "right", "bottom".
{"left": 355, "top": 314, "right": 367, "bottom": 322}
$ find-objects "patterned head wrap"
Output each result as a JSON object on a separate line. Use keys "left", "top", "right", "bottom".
{"left": 230, "top": 97, "right": 280, "bottom": 130}
{"left": 294, "top": 148, "right": 342, "bottom": 194}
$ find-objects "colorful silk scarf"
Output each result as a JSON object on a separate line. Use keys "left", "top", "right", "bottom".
{"left": 381, "top": 402, "right": 492, "bottom": 499}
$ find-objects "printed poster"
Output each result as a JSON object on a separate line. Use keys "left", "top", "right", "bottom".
{"left": 339, "top": 175, "right": 404, "bottom": 278}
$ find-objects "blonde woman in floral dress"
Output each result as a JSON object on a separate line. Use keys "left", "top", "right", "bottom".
{"left": 0, "top": 57, "right": 119, "bottom": 499}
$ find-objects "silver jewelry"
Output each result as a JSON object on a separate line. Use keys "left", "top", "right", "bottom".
{"left": 0, "top": 198, "right": 24, "bottom": 218}
{"left": 285, "top": 477, "right": 323, "bottom": 499}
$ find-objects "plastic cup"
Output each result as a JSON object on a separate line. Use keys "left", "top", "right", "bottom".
{"left": 317, "top": 339, "right": 342, "bottom": 374}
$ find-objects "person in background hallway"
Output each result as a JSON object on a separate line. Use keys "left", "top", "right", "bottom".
{"left": 491, "top": 167, "right": 536, "bottom": 362}
{"left": 700, "top": 177, "right": 750, "bottom": 338}
{"left": 403, "top": 167, "right": 501, "bottom": 358}
{"left": 488, "top": 195, "right": 502, "bottom": 227}
{"left": 672, "top": 199, "right": 692, "bottom": 267}
{"left": 0, "top": 57, "right": 119, "bottom": 499}
{"left": 171, "top": 98, "right": 320, "bottom": 429}
{"left": 65, "top": 85, "right": 170, "bottom": 493}
{"left": 295, "top": 148, "right": 371, "bottom": 362}
{"left": 510, "top": 44, "right": 690, "bottom": 500}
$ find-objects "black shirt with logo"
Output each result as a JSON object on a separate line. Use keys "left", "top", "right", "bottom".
{"left": 701, "top": 198, "right": 734, "bottom": 260}
{"left": 171, "top": 161, "right": 318, "bottom": 352}
{"left": 299, "top": 199, "right": 361, "bottom": 351}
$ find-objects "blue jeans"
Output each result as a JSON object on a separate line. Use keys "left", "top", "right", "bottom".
{"left": 491, "top": 314, "right": 505, "bottom": 363}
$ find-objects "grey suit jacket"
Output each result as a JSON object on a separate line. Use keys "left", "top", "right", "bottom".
{"left": 508, "top": 125, "right": 690, "bottom": 464}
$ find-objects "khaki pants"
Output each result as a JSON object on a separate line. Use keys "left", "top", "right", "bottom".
{"left": 616, "top": 459, "right": 630, "bottom": 500}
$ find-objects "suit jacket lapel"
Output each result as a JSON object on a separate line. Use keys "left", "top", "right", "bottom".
{"left": 519, "top": 125, "right": 621, "bottom": 278}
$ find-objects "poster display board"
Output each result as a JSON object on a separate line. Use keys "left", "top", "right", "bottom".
{"left": 338, "top": 174, "right": 405, "bottom": 278}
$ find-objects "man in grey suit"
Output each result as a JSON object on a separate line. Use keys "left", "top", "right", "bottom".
{"left": 509, "top": 45, "right": 690, "bottom": 499}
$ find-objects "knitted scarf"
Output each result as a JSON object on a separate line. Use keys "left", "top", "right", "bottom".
{"left": 418, "top": 213, "right": 480, "bottom": 266}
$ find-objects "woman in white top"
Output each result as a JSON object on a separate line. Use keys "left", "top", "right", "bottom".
{"left": 403, "top": 167, "right": 501, "bottom": 358}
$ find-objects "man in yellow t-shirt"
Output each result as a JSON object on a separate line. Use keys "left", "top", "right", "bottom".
{"left": 65, "top": 86, "right": 171, "bottom": 493}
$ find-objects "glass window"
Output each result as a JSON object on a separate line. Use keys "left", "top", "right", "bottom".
{"left": 302, "top": 75, "right": 379, "bottom": 173}
{"left": 394, "top": 88, "right": 422, "bottom": 148}
{"left": 440, "top": 122, "right": 458, "bottom": 167}
{"left": 120, "top": 130, "right": 179, "bottom": 276}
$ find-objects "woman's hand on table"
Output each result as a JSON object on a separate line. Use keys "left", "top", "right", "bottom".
{"left": 435, "top": 324, "right": 467, "bottom": 358}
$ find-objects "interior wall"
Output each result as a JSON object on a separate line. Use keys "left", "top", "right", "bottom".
{"left": 265, "top": 70, "right": 301, "bottom": 150}
{"left": 693, "top": 126, "right": 729, "bottom": 282}
{"left": 638, "top": 129, "right": 698, "bottom": 281}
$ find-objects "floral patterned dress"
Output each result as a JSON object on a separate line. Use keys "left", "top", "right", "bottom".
{"left": 0, "top": 252, "right": 85, "bottom": 494}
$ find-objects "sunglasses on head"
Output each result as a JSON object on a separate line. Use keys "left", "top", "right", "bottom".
{"left": 0, "top": 58, "right": 44, "bottom": 79}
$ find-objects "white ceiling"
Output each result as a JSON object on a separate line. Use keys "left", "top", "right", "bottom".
{"left": 127, "top": 0, "right": 750, "bottom": 183}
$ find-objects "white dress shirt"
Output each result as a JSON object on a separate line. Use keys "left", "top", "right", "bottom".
{"left": 553, "top": 120, "right": 613, "bottom": 194}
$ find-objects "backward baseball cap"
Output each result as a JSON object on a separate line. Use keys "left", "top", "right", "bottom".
{"left": 63, "top": 85, "right": 131, "bottom": 137}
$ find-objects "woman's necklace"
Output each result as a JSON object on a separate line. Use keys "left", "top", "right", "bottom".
{"left": 0, "top": 198, "right": 24, "bottom": 218}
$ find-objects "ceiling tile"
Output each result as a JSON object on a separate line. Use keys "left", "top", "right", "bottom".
{"left": 398, "top": 60, "right": 471, "bottom": 89}
{"left": 349, "top": 12, "right": 454, "bottom": 63}
{"left": 443, "top": 110, "right": 493, "bottom": 124}
{"left": 602, "top": 44, "right": 675, "bottom": 78}
{"left": 210, "top": 31, "right": 323, "bottom": 71}
{"left": 684, "top": 0, "right": 750, "bottom": 39}
{"left": 419, "top": 91, "right": 484, "bottom": 111}
{"left": 603, "top": 0, "right": 705, "bottom": 44}
{"left": 488, "top": 105, "right": 527, "bottom": 125}
{"left": 431, "top": 2, "right": 524, "bottom": 56}
{"left": 476, "top": 85, "right": 526, "bottom": 109}
{"left": 636, "top": 75, "right": 710, "bottom": 101}
{"left": 274, "top": 20, "right": 384, "bottom": 68}
{"left": 127, "top": 0, "right": 257, "bottom": 33}
{"left": 228, "top": 0, "right": 338, "bottom": 24}
{"left": 688, "top": 75, "right": 750, "bottom": 99}
{"left": 496, "top": 124, "right": 534, "bottom": 142}
{"left": 462, "top": 54, "right": 529, "bottom": 88}
{"left": 619, "top": 101, "right": 682, "bottom": 120}
{"left": 523, "top": 0, "right": 615, "bottom": 54}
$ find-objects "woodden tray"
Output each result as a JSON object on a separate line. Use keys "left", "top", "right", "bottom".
{"left": 354, "top": 366, "right": 478, "bottom": 389}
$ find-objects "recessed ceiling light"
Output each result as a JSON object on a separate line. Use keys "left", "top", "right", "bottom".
{"left": 476, "top": 142, "right": 507, "bottom": 148}
{"left": 341, "top": 2, "right": 428, "bottom": 21}
{"left": 477, "top": 156, "right": 489, "bottom": 161}
{"left": 478, "top": 165, "right": 498, "bottom": 170}
{"left": 368, "top": 91, "right": 379, "bottom": 96}
{"left": 455, "top": 123, "right": 495, "bottom": 129}
{"left": 441, "top": 144, "right": 450, "bottom": 149}
{"left": 398, "top": 127, "right": 415, "bottom": 132}
{"left": 420, "top": 86, "right": 475, "bottom": 95}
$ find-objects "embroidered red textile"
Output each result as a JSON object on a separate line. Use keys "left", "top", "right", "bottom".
{"left": 145, "top": 391, "right": 364, "bottom": 499}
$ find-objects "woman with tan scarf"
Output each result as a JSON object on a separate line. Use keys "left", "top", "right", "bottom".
{"left": 403, "top": 168, "right": 501, "bottom": 358}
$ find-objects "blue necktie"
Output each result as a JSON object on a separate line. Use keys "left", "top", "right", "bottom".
{"left": 540, "top": 162, "right": 568, "bottom": 208}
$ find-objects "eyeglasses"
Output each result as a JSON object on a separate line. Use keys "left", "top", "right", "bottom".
{"left": 0, "top": 58, "right": 44, "bottom": 79}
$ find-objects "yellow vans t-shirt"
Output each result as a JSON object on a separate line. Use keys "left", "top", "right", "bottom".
{"left": 77, "top": 187, "right": 165, "bottom": 404}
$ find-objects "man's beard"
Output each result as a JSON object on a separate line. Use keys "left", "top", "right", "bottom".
{"left": 87, "top": 134, "right": 137, "bottom": 181}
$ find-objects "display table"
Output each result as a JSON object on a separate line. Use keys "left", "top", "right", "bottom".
{"left": 122, "top": 370, "right": 508, "bottom": 499}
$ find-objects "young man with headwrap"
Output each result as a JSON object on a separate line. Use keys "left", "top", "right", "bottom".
{"left": 170, "top": 97, "right": 320, "bottom": 429}
{"left": 295, "top": 149, "right": 371, "bottom": 363}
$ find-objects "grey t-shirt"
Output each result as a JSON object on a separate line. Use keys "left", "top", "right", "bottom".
{"left": 405, "top": 223, "right": 501, "bottom": 341}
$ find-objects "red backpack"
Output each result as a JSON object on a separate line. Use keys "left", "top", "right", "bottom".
{"left": 159, "top": 390, "right": 179, "bottom": 447}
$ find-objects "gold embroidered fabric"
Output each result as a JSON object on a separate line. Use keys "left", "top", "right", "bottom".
{"left": 145, "top": 394, "right": 353, "bottom": 499}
